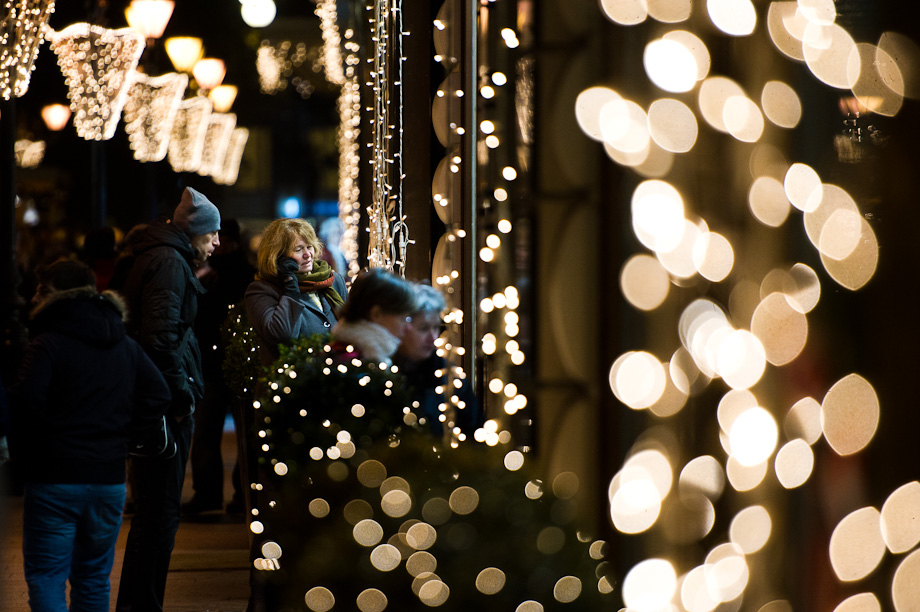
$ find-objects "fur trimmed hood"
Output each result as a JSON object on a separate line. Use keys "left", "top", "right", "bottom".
{"left": 30, "top": 287, "right": 129, "bottom": 348}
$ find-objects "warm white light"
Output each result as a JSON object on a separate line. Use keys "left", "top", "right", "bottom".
{"left": 644, "top": 38, "right": 698, "bottom": 93}
{"left": 729, "top": 407, "right": 778, "bottom": 466}
{"left": 707, "top": 0, "right": 757, "bottom": 36}
{"left": 165, "top": 37, "right": 203, "bottom": 73}
{"left": 0, "top": 0, "right": 56, "bottom": 100}
{"left": 125, "top": 0, "right": 174, "bottom": 40}
{"left": 192, "top": 58, "right": 226, "bottom": 91}
{"left": 41, "top": 104, "right": 71, "bottom": 131}
{"left": 241, "top": 0, "right": 277, "bottom": 28}
{"left": 49, "top": 24, "right": 146, "bottom": 141}
{"left": 209, "top": 84, "right": 238, "bottom": 112}
{"left": 623, "top": 559, "right": 677, "bottom": 611}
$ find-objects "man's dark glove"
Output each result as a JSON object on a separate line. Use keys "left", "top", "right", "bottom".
{"left": 278, "top": 256, "right": 301, "bottom": 300}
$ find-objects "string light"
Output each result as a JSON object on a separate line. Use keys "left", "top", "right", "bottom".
{"left": 48, "top": 23, "right": 146, "bottom": 141}
{"left": 167, "top": 95, "right": 211, "bottom": 173}
{"left": 14, "top": 138, "right": 44, "bottom": 167}
{"left": 122, "top": 70, "right": 187, "bottom": 162}
{"left": 366, "top": 0, "right": 408, "bottom": 274}
{"left": 197, "top": 112, "right": 236, "bottom": 177}
{"left": 0, "top": 0, "right": 55, "bottom": 100}
{"left": 214, "top": 127, "right": 249, "bottom": 186}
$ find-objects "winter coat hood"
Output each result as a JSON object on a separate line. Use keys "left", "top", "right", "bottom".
{"left": 132, "top": 220, "right": 196, "bottom": 264}
{"left": 30, "top": 288, "right": 128, "bottom": 349}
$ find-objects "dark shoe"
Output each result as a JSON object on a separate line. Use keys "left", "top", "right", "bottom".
{"left": 181, "top": 496, "right": 223, "bottom": 515}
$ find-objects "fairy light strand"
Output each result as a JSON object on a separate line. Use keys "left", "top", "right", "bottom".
{"left": 316, "top": 0, "right": 362, "bottom": 278}
{"left": 48, "top": 23, "right": 146, "bottom": 141}
{"left": 122, "top": 70, "right": 187, "bottom": 162}
{"left": 0, "top": 0, "right": 55, "bottom": 100}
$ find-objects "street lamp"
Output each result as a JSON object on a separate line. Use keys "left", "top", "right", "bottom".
{"left": 165, "top": 36, "right": 204, "bottom": 73}
{"left": 209, "top": 85, "right": 238, "bottom": 113}
{"left": 41, "top": 103, "right": 71, "bottom": 131}
{"left": 192, "top": 58, "right": 226, "bottom": 92}
{"left": 125, "top": 0, "right": 175, "bottom": 41}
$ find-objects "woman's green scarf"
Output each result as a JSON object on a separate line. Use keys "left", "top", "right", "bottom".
{"left": 295, "top": 259, "right": 345, "bottom": 309}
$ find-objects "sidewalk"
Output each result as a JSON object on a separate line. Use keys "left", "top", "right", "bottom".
{"left": 0, "top": 423, "right": 250, "bottom": 611}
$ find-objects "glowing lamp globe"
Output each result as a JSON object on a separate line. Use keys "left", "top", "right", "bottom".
{"left": 192, "top": 58, "right": 226, "bottom": 91}
{"left": 241, "top": 0, "right": 277, "bottom": 28}
{"left": 165, "top": 37, "right": 204, "bottom": 73}
{"left": 42, "top": 104, "right": 72, "bottom": 131}
{"left": 209, "top": 85, "right": 238, "bottom": 113}
{"left": 125, "top": 0, "right": 175, "bottom": 40}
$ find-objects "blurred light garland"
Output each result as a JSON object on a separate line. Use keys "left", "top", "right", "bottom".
{"left": 48, "top": 23, "right": 145, "bottom": 141}
{"left": 166, "top": 95, "right": 211, "bottom": 173}
{"left": 213, "top": 126, "right": 249, "bottom": 186}
{"left": 122, "top": 70, "right": 187, "bottom": 162}
{"left": 197, "top": 111, "right": 236, "bottom": 177}
{"left": 14, "top": 138, "right": 44, "bottom": 167}
{"left": 316, "top": 0, "right": 361, "bottom": 278}
{"left": 0, "top": 0, "right": 55, "bottom": 100}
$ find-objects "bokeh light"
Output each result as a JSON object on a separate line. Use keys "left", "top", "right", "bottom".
{"left": 644, "top": 38, "right": 699, "bottom": 93}
{"left": 774, "top": 438, "right": 814, "bottom": 488}
{"left": 829, "top": 507, "right": 886, "bottom": 581}
{"left": 880, "top": 481, "right": 920, "bottom": 554}
{"left": 821, "top": 373, "right": 880, "bottom": 456}
{"left": 647, "top": 98, "right": 699, "bottom": 153}
{"left": 620, "top": 254, "right": 671, "bottom": 311}
{"left": 623, "top": 559, "right": 677, "bottom": 611}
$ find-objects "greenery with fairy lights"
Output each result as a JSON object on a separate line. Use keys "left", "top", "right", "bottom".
{"left": 245, "top": 334, "right": 614, "bottom": 611}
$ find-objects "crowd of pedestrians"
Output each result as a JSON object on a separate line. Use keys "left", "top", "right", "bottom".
{"left": 0, "top": 186, "right": 482, "bottom": 612}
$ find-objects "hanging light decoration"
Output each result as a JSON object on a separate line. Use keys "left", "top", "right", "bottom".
{"left": 367, "top": 0, "right": 407, "bottom": 273}
{"left": 208, "top": 84, "right": 237, "bottom": 113}
{"left": 0, "top": 0, "right": 56, "bottom": 100}
{"left": 14, "top": 138, "right": 45, "bottom": 168}
{"left": 164, "top": 36, "right": 203, "bottom": 73}
{"left": 41, "top": 103, "right": 71, "bottom": 130}
{"left": 122, "top": 70, "right": 187, "bottom": 162}
{"left": 48, "top": 23, "right": 146, "bottom": 140}
{"left": 167, "top": 95, "right": 211, "bottom": 173}
{"left": 214, "top": 126, "right": 249, "bottom": 186}
{"left": 197, "top": 111, "right": 236, "bottom": 177}
{"left": 315, "top": 0, "right": 361, "bottom": 277}
{"left": 124, "top": 0, "right": 174, "bottom": 40}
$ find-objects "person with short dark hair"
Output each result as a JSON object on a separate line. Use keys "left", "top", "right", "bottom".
{"left": 9, "top": 259, "right": 170, "bottom": 611}
{"left": 331, "top": 267, "right": 417, "bottom": 366}
{"left": 115, "top": 187, "right": 221, "bottom": 612}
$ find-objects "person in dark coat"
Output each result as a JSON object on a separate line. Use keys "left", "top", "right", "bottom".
{"left": 115, "top": 187, "right": 221, "bottom": 612}
{"left": 244, "top": 218, "right": 347, "bottom": 367}
{"left": 9, "top": 259, "right": 170, "bottom": 611}
{"left": 393, "top": 282, "right": 484, "bottom": 440}
{"left": 183, "top": 218, "right": 255, "bottom": 515}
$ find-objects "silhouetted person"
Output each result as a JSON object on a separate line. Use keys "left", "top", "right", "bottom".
{"left": 115, "top": 187, "right": 221, "bottom": 612}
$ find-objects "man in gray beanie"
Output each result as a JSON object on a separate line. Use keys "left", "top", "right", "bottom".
{"left": 115, "top": 186, "right": 221, "bottom": 612}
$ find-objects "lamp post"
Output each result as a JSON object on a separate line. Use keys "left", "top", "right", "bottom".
{"left": 192, "top": 58, "right": 226, "bottom": 92}
{"left": 125, "top": 0, "right": 175, "bottom": 221}
{"left": 41, "top": 104, "right": 72, "bottom": 131}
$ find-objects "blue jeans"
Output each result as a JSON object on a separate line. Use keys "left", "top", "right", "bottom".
{"left": 22, "top": 482, "right": 126, "bottom": 612}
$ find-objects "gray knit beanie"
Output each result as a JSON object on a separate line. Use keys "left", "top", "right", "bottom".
{"left": 172, "top": 187, "right": 221, "bottom": 237}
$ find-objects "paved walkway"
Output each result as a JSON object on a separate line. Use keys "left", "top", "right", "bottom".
{"left": 0, "top": 426, "right": 250, "bottom": 611}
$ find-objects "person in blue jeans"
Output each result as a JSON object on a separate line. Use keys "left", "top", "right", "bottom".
{"left": 9, "top": 259, "right": 171, "bottom": 611}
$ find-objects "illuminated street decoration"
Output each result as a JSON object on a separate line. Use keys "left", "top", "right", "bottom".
{"left": 14, "top": 138, "right": 44, "bottom": 167}
{"left": 0, "top": 0, "right": 55, "bottom": 100}
{"left": 256, "top": 39, "right": 309, "bottom": 95}
{"left": 575, "top": 0, "right": 920, "bottom": 607}
{"left": 197, "top": 111, "right": 236, "bottom": 177}
{"left": 367, "top": 0, "right": 406, "bottom": 273}
{"left": 122, "top": 70, "right": 187, "bottom": 162}
{"left": 167, "top": 95, "right": 211, "bottom": 173}
{"left": 316, "top": 0, "right": 361, "bottom": 277}
{"left": 48, "top": 23, "right": 145, "bottom": 141}
{"left": 213, "top": 126, "right": 248, "bottom": 186}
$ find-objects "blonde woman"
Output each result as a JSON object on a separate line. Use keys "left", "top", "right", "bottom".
{"left": 244, "top": 218, "right": 347, "bottom": 366}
